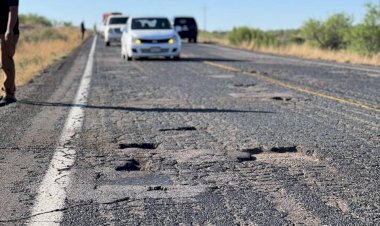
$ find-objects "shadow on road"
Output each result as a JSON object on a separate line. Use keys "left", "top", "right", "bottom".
{"left": 131, "top": 57, "right": 246, "bottom": 62}
{"left": 180, "top": 57, "right": 246, "bottom": 62}
{"left": 19, "top": 100, "right": 275, "bottom": 114}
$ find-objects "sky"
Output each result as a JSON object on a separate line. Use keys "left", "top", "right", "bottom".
{"left": 20, "top": 0, "right": 380, "bottom": 31}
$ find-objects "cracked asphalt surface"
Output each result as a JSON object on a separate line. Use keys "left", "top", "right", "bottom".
{"left": 0, "top": 37, "right": 379, "bottom": 225}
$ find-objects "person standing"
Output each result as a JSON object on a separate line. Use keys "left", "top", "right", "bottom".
{"left": 80, "top": 21, "right": 86, "bottom": 40}
{"left": 0, "top": 0, "right": 19, "bottom": 107}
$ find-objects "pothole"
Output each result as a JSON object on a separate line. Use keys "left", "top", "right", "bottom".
{"left": 235, "top": 146, "right": 302, "bottom": 161}
{"left": 241, "top": 148, "right": 264, "bottom": 155}
{"left": 233, "top": 83, "right": 256, "bottom": 88}
{"left": 272, "top": 96, "right": 292, "bottom": 101}
{"left": 119, "top": 143, "right": 159, "bottom": 150}
{"left": 159, "top": 127, "right": 197, "bottom": 132}
{"left": 270, "top": 146, "right": 299, "bottom": 153}
{"left": 230, "top": 151, "right": 256, "bottom": 162}
{"left": 249, "top": 146, "right": 300, "bottom": 154}
{"left": 237, "top": 154, "right": 257, "bottom": 162}
{"left": 115, "top": 159, "right": 141, "bottom": 171}
{"left": 147, "top": 186, "right": 168, "bottom": 191}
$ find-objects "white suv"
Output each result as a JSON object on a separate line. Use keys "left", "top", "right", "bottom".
{"left": 104, "top": 15, "right": 129, "bottom": 46}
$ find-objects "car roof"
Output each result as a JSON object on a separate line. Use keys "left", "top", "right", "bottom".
{"left": 108, "top": 15, "right": 129, "bottom": 19}
{"left": 174, "top": 16, "right": 195, "bottom": 19}
{"left": 130, "top": 16, "right": 170, "bottom": 20}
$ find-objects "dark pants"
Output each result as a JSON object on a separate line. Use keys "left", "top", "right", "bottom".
{"left": 81, "top": 30, "right": 85, "bottom": 40}
{"left": 0, "top": 35, "right": 19, "bottom": 97}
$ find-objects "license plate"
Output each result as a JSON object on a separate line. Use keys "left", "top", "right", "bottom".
{"left": 150, "top": 47, "right": 161, "bottom": 53}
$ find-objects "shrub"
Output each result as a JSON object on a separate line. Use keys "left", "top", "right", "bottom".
{"left": 229, "top": 27, "right": 254, "bottom": 44}
{"left": 267, "top": 29, "right": 304, "bottom": 45}
{"left": 19, "top": 14, "right": 52, "bottom": 27}
{"left": 350, "top": 3, "right": 380, "bottom": 55}
{"left": 302, "top": 13, "right": 353, "bottom": 50}
{"left": 228, "top": 27, "right": 278, "bottom": 48}
{"left": 63, "top": 22, "right": 74, "bottom": 27}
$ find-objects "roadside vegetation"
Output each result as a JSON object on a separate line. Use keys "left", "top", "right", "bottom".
{"left": 15, "top": 14, "right": 85, "bottom": 86}
{"left": 200, "top": 3, "right": 380, "bottom": 66}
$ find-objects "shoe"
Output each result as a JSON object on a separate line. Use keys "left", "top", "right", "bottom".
{"left": 0, "top": 96, "right": 17, "bottom": 107}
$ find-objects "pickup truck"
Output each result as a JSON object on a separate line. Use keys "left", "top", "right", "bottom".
{"left": 103, "top": 14, "right": 129, "bottom": 46}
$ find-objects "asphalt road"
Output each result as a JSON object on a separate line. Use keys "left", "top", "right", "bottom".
{"left": 0, "top": 36, "right": 379, "bottom": 225}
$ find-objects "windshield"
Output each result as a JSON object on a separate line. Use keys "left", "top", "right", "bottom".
{"left": 109, "top": 17, "right": 128, "bottom": 25}
{"left": 132, "top": 18, "right": 172, "bottom": 30}
{"left": 175, "top": 18, "right": 196, "bottom": 26}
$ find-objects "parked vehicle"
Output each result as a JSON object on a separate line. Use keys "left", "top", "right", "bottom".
{"left": 103, "top": 12, "right": 122, "bottom": 24}
{"left": 100, "top": 12, "right": 122, "bottom": 38}
{"left": 103, "top": 15, "right": 129, "bottom": 46}
{"left": 121, "top": 17, "right": 181, "bottom": 60}
{"left": 174, "top": 17, "right": 198, "bottom": 43}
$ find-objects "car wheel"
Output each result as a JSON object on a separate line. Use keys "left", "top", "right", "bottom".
{"left": 106, "top": 41, "right": 110, "bottom": 46}
{"left": 193, "top": 37, "right": 197, "bottom": 43}
{"left": 173, "top": 55, "right": 180, "bottom": 60}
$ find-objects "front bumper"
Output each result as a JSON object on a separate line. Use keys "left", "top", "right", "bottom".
{"left": 178, "top": 31, "right": 197, "bottom": 39}
{"left": 105, "top": 33, "right": 122, "bottom": 42}
{"left": 130, "top": 43, "right": 181, "bottom": 58}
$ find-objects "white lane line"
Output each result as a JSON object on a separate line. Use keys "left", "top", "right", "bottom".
{"left": 28, "top": 36, "right": 97, "bottom": 226}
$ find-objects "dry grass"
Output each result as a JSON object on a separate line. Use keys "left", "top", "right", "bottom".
{"left": 199, "top": 32, "right": 229, "bottom": 46}
{"left": 199, "top": 33, "right": 380, "bottom": 66}
{"left": 256, "top": 44, "right": 380, "bottom": 66}
{"left": 14, "top": 26, "right": 86, "bottom": 86}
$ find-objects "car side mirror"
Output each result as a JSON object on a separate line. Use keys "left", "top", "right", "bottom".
{"left": 175, "top": 26, "right": 182, "bottom": 32}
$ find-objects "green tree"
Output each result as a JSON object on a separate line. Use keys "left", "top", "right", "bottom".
{"left": 228, "top": 27, "right": 253, "bottom": 45}
{"left": 302, "top": 13, "right": 353, "bottom": 50}
{"left": 301, "top": 19, "right": 324, "bottom": 47}
{"left": 350, "top": 3, "right": 380, "bottom": 55}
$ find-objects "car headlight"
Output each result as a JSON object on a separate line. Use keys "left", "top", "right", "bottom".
{"left": 168, "top": 36, "right": 178, "bottom": 44}
{"left": 132, "top": 37, "right": 142, "bottom": 45}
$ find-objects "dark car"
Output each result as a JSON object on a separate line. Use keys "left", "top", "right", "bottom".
{"left": 174, "top": 17, "right": 198, "bottom": 43}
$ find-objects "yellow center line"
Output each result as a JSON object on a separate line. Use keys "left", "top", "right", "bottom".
{"left": 204, "top": 61, "right": 380, "bottom": 114}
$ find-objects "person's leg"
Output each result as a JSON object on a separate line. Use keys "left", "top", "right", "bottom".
{"left": 0, "top": 35, "right": 4, "bottom": 98}
{"left": 0, "top": 35, "right": 19, "bottom": 98}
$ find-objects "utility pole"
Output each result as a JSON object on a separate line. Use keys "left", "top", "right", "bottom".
{"left": 203, "top": 5, "right": 207, "bottom": 32}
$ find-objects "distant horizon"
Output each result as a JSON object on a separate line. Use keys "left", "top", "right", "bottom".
{"left": 20, "top": 0, "right": 379, "bottom": 31}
